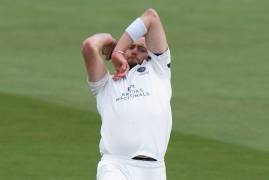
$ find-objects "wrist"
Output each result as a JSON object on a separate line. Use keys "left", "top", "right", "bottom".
{"left": 111, "top": 50, "right": 127, "bottom": 67}
{"left": 125, "top": 17, "right": 148, "bottom": 42}
{"left": 112, "top": 50, "right": 125, "bottom": 55}
{"left": 111, "top": 50, "right": 124, "bottom": 61}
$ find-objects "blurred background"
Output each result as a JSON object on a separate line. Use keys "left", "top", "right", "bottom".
{"left": 1, "top": 0, "right": 269, "bottom": 179}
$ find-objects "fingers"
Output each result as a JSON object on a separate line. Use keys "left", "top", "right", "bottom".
{"left": 113, "top": 63, "right": 130, "bottom": 81}
{"left": 112, "top": 69, "right": 128, "bottom": 80}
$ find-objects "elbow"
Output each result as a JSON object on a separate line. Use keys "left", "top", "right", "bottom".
{"left": 81, "top": 37, "right": 98, "bottom": 55}
{"left": 144, "top": 8, "right": 159, "bottom": 19}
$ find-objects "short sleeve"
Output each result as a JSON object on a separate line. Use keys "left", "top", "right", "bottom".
{"left": 87, "top": 72, "right": 110, "bottom": 95}
{"left": 147, "top": 48, "right": 171, "bottom": 78}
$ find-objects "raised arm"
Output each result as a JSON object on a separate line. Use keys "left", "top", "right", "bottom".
{"left": 81, "top": 33, "right": 116, "bottom": 82}
{"left": 111, "top": 8, "right": 168, "bottom": 78}
{"left": 114, "top": 8, "right": 168, "bottom": 53}
{"left": 142, "top": 8, "right": 168, "bottom": 53}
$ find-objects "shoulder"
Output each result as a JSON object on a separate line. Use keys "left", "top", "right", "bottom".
{"left": 147, "top": 48, "right": 171, "bottom": 62}
{"left": 87, "top": 72, "right": 113, "bottom": 95}
{"left": 146, "top": 49, "right": 171, "bottom": 78}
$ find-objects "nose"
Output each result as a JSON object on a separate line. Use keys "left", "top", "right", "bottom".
{"left": 130, "top": 48, "right": 138, "bottom": 56}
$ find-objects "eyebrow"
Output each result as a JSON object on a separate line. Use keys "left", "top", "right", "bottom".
{"left": 130, "top": 44, "right": 146, "bottom": 49}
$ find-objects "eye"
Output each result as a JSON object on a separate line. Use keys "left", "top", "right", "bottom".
{"left": 138, "top": 46, "right": 147, "bottom": 53}
{"left": 129, "top": 45, "right": 135, "bottom": 50}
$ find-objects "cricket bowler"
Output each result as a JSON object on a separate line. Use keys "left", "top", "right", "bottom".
{"left": 81, "top": 8, "right": 172, "bottom": 180}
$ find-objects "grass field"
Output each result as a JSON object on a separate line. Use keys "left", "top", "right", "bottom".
{"left": 1, "top": 0, "right": 269, "bottom": 179}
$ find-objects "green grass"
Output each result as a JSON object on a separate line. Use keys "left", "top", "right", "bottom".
{"left": 1, "top": 0, "right": 269, "bottom": 179}
{"left": 1, "top": 92, "right": 269, "bottom": 179}
{"left": 0, "top": 92, "right": 99, "bottom": 180}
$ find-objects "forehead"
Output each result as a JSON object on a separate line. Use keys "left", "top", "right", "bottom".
{"left": 131, "top": 37, "right": 147, "bottom": 48}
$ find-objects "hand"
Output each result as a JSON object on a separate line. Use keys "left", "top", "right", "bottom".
{"left": 111, "top": 51, "right": 130, "bottom": 80}
{"left": 102, "top": 40, "right": 117, "bottom": 60}
{"left": 113, "top": 61, "right": 130, "bottom": 81}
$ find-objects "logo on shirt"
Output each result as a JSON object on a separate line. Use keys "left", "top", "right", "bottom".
{"left": 115, "top": 84, "right": 150, "bottom": 102}
{"left": 136, "top": 66, "right": 148, "bottom": 75}
{"left": 137, "top": 66, "right": 146, "bottom": 72}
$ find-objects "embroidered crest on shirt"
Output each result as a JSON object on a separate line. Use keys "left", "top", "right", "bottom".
{"left": 115, "top": 84, "right": 150, "bottom": 102}
{"left": 136, "top": 66, "right": 148, "bottom": 75}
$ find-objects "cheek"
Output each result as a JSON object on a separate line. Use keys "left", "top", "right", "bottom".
{"left": 141, "top": 52, "right": 148, "bottom": 59}
{"left": 124, "top": 52, "right": 131, "bottom": 58}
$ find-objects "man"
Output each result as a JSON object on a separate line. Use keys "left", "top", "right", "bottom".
{"left": 81, "top": 8, "right": 172, "bottom": 180}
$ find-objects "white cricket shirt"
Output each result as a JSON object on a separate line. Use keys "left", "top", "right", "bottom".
{"left": 88, "top": 49, "right": 172, "bottom": 161}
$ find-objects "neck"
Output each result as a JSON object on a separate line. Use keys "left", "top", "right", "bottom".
{"left": 129, "top": 64, "right": 136, "bottom": 69}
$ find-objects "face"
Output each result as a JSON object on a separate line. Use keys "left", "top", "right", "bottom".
{"left": 124, "top": 37, "right": 148, "bottom": 68}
